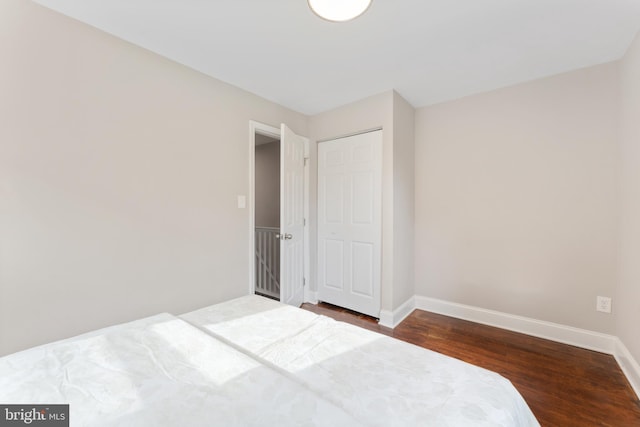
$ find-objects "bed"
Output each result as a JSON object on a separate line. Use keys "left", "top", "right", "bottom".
{"left": 0, "top": 313, "right": 361, "bottom": 426}
{"left": 0, "top": 296, "right": 540, "bottom": 426}
{"left": 181, "top": 295, "right": 540, "bottom": 427}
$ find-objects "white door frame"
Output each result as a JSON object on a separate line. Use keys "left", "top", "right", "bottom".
{"left": 248, "top": 121, "right": 310, "bottom": 298}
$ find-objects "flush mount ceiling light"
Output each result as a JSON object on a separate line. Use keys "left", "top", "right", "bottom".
{"left": 308, "top": 0, "right": 372, "bottom": 22}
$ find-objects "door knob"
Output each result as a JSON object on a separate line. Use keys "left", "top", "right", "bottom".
{"left": 283, "top": 233, "right": 293, "bottom": 240}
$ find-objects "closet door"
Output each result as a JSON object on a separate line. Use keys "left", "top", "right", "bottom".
{"left": 318, "top": 130, "right": 382, "bottom": 317}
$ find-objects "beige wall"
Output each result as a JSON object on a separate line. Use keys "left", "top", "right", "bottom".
{"left": 414, "top": 63, "right": 619, "bottom": 333}
{"left": 0, "top": 0, "right": 307, "bottom": 355}
{"left": 392, "top": 92, "right": 415, "bottom": 308}
{"left": 618, "top": 31, "right": 640, "bottom": 363}
{"left": 254, "top": 141, "right": 280, "bottom": 228}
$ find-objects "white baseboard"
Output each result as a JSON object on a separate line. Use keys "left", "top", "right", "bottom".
{"left": 306, "top": 291, "right": 640, "bottom": 399}
{"left": 379, "top": 296, "right": 415, "bottom": 328}
{"left": 304, "top": 289, "right": 318, "bottom": 304}
{"left": 614, "top": 338, "right": 640, "bottom": 399}
{"left": 414, "top": 295, "right": 616, "bottom": 354}
{"left": 414, "top": 295, "right": 640, "bottom": 400}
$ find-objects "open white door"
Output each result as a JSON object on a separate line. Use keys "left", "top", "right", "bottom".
{"left": 279, "top": 124, "right": 306, "bottom": 307}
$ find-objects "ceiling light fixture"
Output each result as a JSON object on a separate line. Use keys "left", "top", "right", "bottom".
{"left": 308, "top": 0, "right": 372, "bottom": 22}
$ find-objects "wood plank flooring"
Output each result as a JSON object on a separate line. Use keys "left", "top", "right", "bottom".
{"left": 301, "top": 302, "right": 640, "bottom": 427}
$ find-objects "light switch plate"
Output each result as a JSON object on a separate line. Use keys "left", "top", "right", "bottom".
{"left": 596, "top": 296, "right": 612, "bottom": 313}
{"left": 237, "top": 195, "right": 246, "bottom": 209}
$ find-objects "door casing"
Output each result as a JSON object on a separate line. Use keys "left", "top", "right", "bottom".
{"left": 248, "top": 121, "right": 310, "bottom": 302}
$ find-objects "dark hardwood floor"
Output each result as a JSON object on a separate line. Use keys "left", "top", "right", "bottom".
{"left": 301, "top": 302, "right": 640, "bottom": 427}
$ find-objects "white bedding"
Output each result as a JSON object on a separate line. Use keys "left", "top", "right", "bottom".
{"left": 182, "top": 295, "right": 540, "bottom": 427}
{"left": 0, "top": 313, "right": 361, "bottom": 426}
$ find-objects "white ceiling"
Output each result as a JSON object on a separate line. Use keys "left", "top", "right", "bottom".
{"left": 33, "top": 0, "right": 640, "bottom": 115}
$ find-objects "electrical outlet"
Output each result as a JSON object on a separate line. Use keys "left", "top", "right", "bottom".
{"left": 596, "top": 296, "right": 612, "bottom": 314}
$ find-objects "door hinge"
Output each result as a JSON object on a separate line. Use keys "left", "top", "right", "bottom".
{"left": 303, "top": 218, "right": 306, "bottom": 226}
{"left": 303, "top": 277, "right": 306, "bottom": 287}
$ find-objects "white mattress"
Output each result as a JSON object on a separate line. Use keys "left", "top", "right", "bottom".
{"left": 182, "top": 295, "right": 540, "bottom": 427}
{"left": 0, "top": 313, "right": 361, "bottom": 426}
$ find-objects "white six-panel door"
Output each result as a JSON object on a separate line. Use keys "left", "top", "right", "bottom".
{"left": 279, "top": 124, "right": 306, "bottom": 307}
{"left": 318, "top": 130, "right": 382, "bottom": 317}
